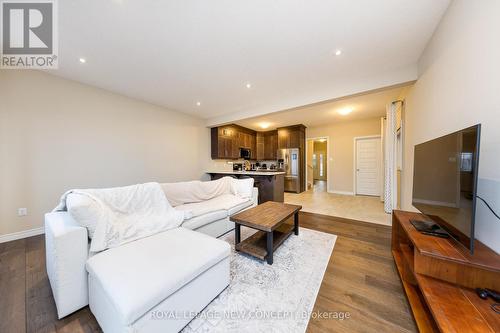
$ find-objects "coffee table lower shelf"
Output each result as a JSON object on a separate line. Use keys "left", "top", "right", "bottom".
{"left": 235, "top": 223, "right": 294, "bottom": 261}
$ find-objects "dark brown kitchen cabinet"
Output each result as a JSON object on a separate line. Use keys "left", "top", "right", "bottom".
{"left": 255, "top": 130, "right": 278, "bottom": 160}
{"left": 211, "top": 124, "right": 304, "bottom": 161}
{"left": 277, "top": 128, "right": 290, "bottom": 149}
{"left": 277, "top": 124, "right": 306, "bottom": 193}
{"left": 277, "top": 125, "right": 306, "bottom": 149}
{"left": 236, "top": 128, "right": 257, "bottom": 158}
{"left": 211, "top": 125, "right": 238, "bottom": 159}
{"left": 211, "top": 125, "right": 256, "bottom": 160}
{"left": 249, "top": 134, "right": 256, "bottom": 153}
{"left": 263, "top": 130, "right": 278, "bottom": 159}
{"left": 256, "top": 133, "right": 265, "bottom": 160}
{"left": 238, "top": 132, "right": 255, "bottom": 150}
{"left": 237, "top": 132, "right": 245, "bottom": 148}
{"left": 217, "top": 137, "right": 233, "bottom": 159}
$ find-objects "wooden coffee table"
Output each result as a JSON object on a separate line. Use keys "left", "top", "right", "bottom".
{"left": 230, "top": 201, "right": 302, "bottom": 264}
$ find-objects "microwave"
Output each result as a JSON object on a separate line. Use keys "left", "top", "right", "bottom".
{"left": 240, "top": 148, "right": 251, "bottom": 159}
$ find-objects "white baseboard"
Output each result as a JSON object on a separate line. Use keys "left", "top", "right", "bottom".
{"left": 328, "top": 190, "right": 355, "bottom": 196}
{"left": 0, "top": 227, "right": 44, "bottom": 243}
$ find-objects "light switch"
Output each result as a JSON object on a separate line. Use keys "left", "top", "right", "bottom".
{"left": 18, "top": 208, "right": 28, "bottom": 216}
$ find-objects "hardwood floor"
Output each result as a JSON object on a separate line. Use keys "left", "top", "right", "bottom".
{"left": 0, "top": 212, "right": 416, "bottom": 333}
{"left": 0, "top": 236, "right": 101, "bottom": 333}
{"left": 302, "top": 212, "right": 417, "bottom": 333}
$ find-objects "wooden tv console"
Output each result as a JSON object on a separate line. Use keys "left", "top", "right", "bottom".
{"left": 392, "top": 210, "right": 500, "bottom": 333}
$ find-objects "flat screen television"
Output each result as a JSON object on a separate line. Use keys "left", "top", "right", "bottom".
{"left": 412, "top": 124, "right": 481, "bottom": 254}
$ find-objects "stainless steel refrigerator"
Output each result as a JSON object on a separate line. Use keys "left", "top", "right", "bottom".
{"left": 278, "top": 148, "right": 300, "bottom": 193}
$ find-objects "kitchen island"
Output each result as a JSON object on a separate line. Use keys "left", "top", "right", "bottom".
{"left": 206, "top": 171, "right": 285, "bottom": 204}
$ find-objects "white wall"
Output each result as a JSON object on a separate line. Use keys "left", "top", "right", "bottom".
{"left": 0, "top": 70, "right": 209, "bottom": 237}
{"left": 402, "top": 0, "right": 500, "bottom": 253}
{"left": 307, "top": 117, "right": 381, "bottom": 194}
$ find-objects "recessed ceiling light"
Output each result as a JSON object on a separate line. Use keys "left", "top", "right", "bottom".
{"left": 196, "top": 101, "right": 201, "bottom": 106}
{"left": 79, "top": 58, "right": 86, "bottom": 63}
{"left": 259, "top": 122, "right": 271, "bottom": 129}
{"left": 337, "top": 107, "right": 353, "bottom": 115}
{"left": 246, "top": 83, "right": 252, "bottom": 89}
{"left": 335, "top": 50, "right": 342, "bottom": 56}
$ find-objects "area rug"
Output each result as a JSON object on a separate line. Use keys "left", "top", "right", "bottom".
{"left": 182, "top": 227, "right": 337, "bottom": 333}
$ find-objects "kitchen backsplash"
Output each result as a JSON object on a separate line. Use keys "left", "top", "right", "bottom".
{"left": 207, "top": 159, "right": 279, "bottom": 171}
{"left": 256, "top": 160, "right": 279, "bottom": 168}
{"left": 207, "top": 160, "right": 233, "bottom": 171}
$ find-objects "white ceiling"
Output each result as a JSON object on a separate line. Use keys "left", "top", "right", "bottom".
{"left": 52, "top": 0, "right": 450, "bottom": 121}
{"left": 235, "top": 85, "right": 409, "bottom": 130}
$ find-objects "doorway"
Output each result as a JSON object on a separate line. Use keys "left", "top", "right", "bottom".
{"left": 306, "top": 137, "right": 328, "bottom": 192}
{"left": 354, "top": 136, "right": 382, "bottom": 196}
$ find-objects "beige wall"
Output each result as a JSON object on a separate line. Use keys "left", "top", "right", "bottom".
{"left": 307, "top": 117, "right": 381, "bottom": 194}
{"left": 402, "top": 0, "right": 500, "bottom": 253}
{"left": 0, "top": 70, "right": 209, "bottom": 237}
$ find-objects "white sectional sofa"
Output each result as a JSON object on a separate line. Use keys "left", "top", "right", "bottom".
{"left": 163, "top": 181, "right": 258, "bottom": 238}
{"left": 45, "top": 177, "right": 258, "bottom": 332}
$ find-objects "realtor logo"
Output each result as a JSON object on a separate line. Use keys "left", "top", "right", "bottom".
{"left": 1, "top": 0, "right": 58, "bottom": 69}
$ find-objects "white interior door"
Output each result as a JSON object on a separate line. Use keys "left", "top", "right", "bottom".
{"left": 356, "top": 137, "right": 381, "bottom": 196}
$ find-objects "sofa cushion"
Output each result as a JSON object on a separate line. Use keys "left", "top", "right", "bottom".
{"left": 230, "top": 178, "right": 255, "bottom": 199}
{"left": 86, "top": 227, "right": 230, "bottom": 325}
{"left": 175, "top": 194, "right": 250, "bottom": 217}
{"left": 161, "top": 177, "right": 233, "bottom": 207}
{"left": 227, "top": 199, "right": 254, "bottom": 215}
{"left": 66, "top": 193, "right": 99, "bottom": 238}
{"left": 181, "top": 210, "right": 227, "bottom": 230}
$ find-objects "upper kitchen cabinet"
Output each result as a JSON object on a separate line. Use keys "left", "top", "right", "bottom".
{"left": 211, "top": 125, "right": 238, "bottom": 159}
{"left": 237, "top": 129, "right": 256, "bottom": 151}
{"left": 211, "top": 124, "right": 304, "bottom": 160}
{"left": 256, "top": 131, "right": 277, "bottom": 160}
{"left": 256, "top": 132, "right": 265, "bottom": 160}
{"left": 277, "top": 124, "right": 306, "bottom": 149}
{"left": 211, "top": 125, "right": 256, "bottom": 159}
{"left": 263, "top": 130, "right": 278, "bottom": 160}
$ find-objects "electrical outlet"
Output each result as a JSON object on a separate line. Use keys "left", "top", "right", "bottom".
{"left": 18, "top": 208, "right": 28, "bottom": 216}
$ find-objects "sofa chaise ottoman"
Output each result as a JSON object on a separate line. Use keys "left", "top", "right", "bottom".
{"left": 45, "top": 212, "right": 230, "bottom": 332}
{"left": 87, "top": 227, "right": 230, "bottom": 333}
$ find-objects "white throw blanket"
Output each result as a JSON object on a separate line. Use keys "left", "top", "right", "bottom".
{"left": 161, "top": 177, "right": 234, "bottom": 207}
{"left": 54, "top": 182, "right": 186, "bottom": 252}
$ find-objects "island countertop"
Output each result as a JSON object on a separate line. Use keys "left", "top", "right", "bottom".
{"left": 206, "top": 170, "right": 285, "bottom": 176}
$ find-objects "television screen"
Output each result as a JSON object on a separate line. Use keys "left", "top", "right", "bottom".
{"left": 412, "top": 124, "right": 481, "bottom": 253}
